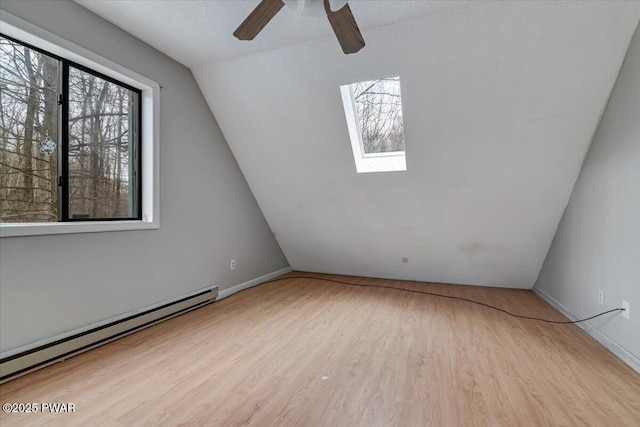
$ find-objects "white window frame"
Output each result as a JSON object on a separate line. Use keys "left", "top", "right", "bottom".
{"left": 339, "top": 78, "right": 407, "bottom": 174}
{"left": 0, "top": 12, "right": 160, "bottom": 237}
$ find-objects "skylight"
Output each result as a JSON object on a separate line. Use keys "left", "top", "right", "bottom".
{"left": 340, "top": 76, "right": 406, "bottom": 173}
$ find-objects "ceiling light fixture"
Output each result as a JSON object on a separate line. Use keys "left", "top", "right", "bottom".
{"left": 282, "top": 0, "right": 348, "bottom": 17}
{"left": 234, "top": 0, "right": 365, "bottom": 54}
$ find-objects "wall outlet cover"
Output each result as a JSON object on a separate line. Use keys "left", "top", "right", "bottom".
{"left": 622, "top": 300, "right": 630, "bottom": 319}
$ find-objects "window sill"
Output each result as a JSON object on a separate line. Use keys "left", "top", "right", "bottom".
{"left": 0, "top": 220, "right": 159, "bottom": 238}
{"left": 354, "top": 155, "right": 407, "bottom": 173}
{"left": 362, "top": 151, "right": 405, "bottom": 159}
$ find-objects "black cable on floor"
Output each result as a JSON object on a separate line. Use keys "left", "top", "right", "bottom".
{"left": 257, "top": 275, "right": 624, "bottom": 325}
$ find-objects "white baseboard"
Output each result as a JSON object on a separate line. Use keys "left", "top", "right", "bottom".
{"left": 533, "top": 287, "right": 640, "bottom": 374}
{"left": 217, "top": 267, "right": 292, "bottom": 300}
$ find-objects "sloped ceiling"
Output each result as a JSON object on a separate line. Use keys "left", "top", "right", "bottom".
{"left": 77, "top": 1, "right": 640, "bottom": 289}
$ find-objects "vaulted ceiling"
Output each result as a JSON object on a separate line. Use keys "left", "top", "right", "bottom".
{"left": 77, "top": 0, "right": 640, "bottom": 288}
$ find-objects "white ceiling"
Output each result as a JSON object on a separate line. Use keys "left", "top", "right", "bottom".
{"left": 75, "top": 0, "right": 640, "bottom": 288}
{"left": 75, "top": 0, "right": 476, "bottom": 67}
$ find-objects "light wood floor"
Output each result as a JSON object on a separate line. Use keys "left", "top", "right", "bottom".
{"left": 1, "top": 272, "right": 639, "bottom": 426}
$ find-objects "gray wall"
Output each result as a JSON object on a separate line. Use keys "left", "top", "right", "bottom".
{"left": 195, "top": 2, "right": 639, "bottom": 289}
{"left": 535, "top": 23, "right": 640, "bottom": 359}
{"left": 0, "top": 0, "right": 288, "bottom": 353}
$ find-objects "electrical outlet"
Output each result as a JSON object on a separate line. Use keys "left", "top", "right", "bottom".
{"left": 402, "top": 257, "right": 409, "bottom": 263}
{"left": 621, "top": 300, "right": 630, "bottom": 320}
{"left": 230, "top": 259, "right": 236, "bottom": 270}
{"left": 597, "top": 290, "right": 605, "bottom": 306}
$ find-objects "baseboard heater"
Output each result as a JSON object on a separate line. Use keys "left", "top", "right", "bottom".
{"left": 0, "top": 286, "right": 218, "bottom": 383}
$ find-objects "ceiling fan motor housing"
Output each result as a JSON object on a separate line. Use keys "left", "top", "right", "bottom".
{"left": 283, "top": 0, "right": 349, "bottom": 17}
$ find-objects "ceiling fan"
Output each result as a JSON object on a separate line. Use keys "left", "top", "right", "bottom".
{"left": 233, "top": 0, "right": 365, "bottom": 54}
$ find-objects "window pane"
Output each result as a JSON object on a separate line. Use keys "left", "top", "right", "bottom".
{"left": 0, "top": 37, "right": 59, "bottom": 222}
{"left": 67, "top": 66, "right": 137, "bottom": 219}
{"left": 351, "top": 77, "right": 405, "bottom": 154}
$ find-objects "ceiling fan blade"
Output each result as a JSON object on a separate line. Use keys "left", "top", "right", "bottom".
{"left": 234, "top": 0, "right": 285, "bottom": 41}
{"left": 324, "top": 0, "right": 365, "bottom": 54}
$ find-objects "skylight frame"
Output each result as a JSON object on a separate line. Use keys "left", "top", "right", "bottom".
{"left": 340, "top": 76, "right": 407, "bottom": 173}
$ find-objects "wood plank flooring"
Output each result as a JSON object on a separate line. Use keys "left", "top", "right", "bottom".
{"left": 1, "top": 272, "right": 639, "bottom": 426}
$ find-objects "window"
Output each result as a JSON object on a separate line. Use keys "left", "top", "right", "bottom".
{"left": 340, "top": 76, "right": 407, "bottom": 173}
{"left": 0, "top": 34, "right": 141, "bottom": 222}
